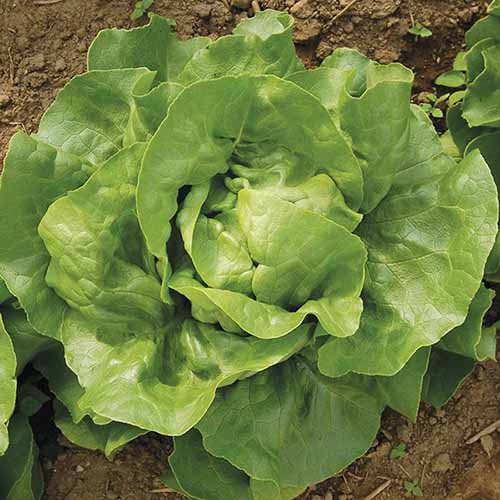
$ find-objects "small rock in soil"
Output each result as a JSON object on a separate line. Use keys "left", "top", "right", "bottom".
{"left": 75, "top": 465, "right": 84, "bottom": 473}
{"left": 294, "top": 18, "right": 321, "bottom": 43}
{"left": 396, "top": 424, "right": 413, "bottom": 441}
{"left": 0, "top": 95, "right": 11, "bottom": 108}
{"left": 431, "top": 452, "right": 455, "bottom": 473}
{"left": 193, "top": 4, "right": 212, "bottom": 18}
{"left": 290, "top": 0, "right": 313, "bottom": 18}
{"left": 344, "top": 22, "right": 354, "bottom": 33}
{"left": 371, "top": 0, "right": 401, "bottom": 19}
{"left": 55, "top": 59, "right": 66, "bottom": 72}
{"left": 26, "top": 54, "right": 46, "bottom": 72}
{"left": 231, "top": 0, "right": 251, "bottom": 8}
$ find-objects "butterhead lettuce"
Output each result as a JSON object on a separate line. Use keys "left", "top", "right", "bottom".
{"left": 0, "top": 10, "right": 498, "bottom": 500}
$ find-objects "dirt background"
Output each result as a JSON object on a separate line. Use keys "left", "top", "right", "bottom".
{"left": 1, "top": 0, "right": 499, "bottom": 499}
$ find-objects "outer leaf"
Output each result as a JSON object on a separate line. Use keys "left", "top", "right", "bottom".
{"left": 167, "top": 430, "right": 303, "bottom": 500}
{"left": 168, "top": 430, "right": 252, "bottom": 500}
{"left": 196, "top": 357, "right": 382, "bottom": 493}
{"left": 138, "top": 75, "right": 363, "bottom": 259}
{"left": 53, "top": 401, "right": 146, "bottom": 459}
{"left": 177, "top": 10, "right": 303, "bottom": 85}
{"left": 64, "top": 315, "right": 311, "bottom": 435}
{"left": 337, "top": 61, "right": 414, "bottom": 212}
{"left": 462, "top": 46, "right": 500, "bottom": 128}
{"left": 465, "top": 132, "right": 500, "bottom": 278}
{"left": 321, "top": 48, "right": 371, "bottom": 96}
{"left": 34, "top": 346, "right": 105, "bottom": 424}
{"left": 0, "top": 133, "right": 94, "bottom": 339}
{"left": 346, "top": 347, "right": 431, "bottom": 422}
{"left": 466, "top": 13, "right": 500, "bottom": 47}
{"left": 439, "top": 284, "right": 496, "bottom": 361}
{"left": 37, "top": 69, "right": 155, "bottom": 165}
{"left": 88, "top": 14, "right": 209, "bottom": 82}
{"left": 0, "top": 415, "right": 43, "bottom": 500}
{"left": 0, "top": 313, "right": 16, "bottom": 456}
{"left": 422, "top": 350, "right": 475, "bottom": 407}
{"left": 0, "top": 279, "right": 11, "bottom": 305}
{"left": 298, "top": 52, "right": 415, "bottom": 212}
{"left": 319, "top": 110, "right": 498, "bottom": 377}
{"left": 3, "top": 308, "right": 53, "bottom": 375}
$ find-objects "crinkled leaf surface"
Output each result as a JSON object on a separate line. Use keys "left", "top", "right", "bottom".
{"left": 319, "top": 110, "right": 498, "bottom": 377}
{"left": 88, "top": 14, "right": 209, "bottom": 82}
{"left": 177, "top": 11, "right": 303, "bottom": 85}
{"left": 38, "top": 142, "right": 312, "bottom": 434}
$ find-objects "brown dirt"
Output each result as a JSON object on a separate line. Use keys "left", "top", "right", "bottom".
{"left": 1, "top": 0, "right": 499, "bottom": 499}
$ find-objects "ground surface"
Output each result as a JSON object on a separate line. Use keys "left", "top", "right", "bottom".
{"left": 0, "top": 0, "right": 499, "bottom": 499}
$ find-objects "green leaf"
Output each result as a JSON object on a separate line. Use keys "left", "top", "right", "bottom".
{"left": 422, "top": 349, "right": 475, "bottom": 407}
{"left": 435, "top": 70, "right": 465, "bottom": 88}
{"left": 196, "top": 356, "right": 383, "bottom": 493}
{"left": 390, "top": 443, "right": 408, "bottom": 460}
{"left": 34, "top": 345, "right": 104, "bottom": 424}
{"left": 489, "top": 0, "right": 500, "bottom": 15}
{"left": 0, "top": 313, "right": 16, "bottom": 456}
{"left": 466, "top": 13, "right": 500, "bottom": 47}
{"left": 17, "top": 385, "right": 49, "bottom": 419}
{"left": 453, "top": 51, "right": 467, "bottom": 72}
{"left": 0, "top": 133, "right": 94, "bottom": 340}
{"left": 431, "top": 107, "right": 444, "bottom": 118}
{"left": 88, "top": 15, "right": 209, "bottom": 83}
{"left": 408, "top": 23, "right": 432, "bottom": 39}
{"left": 318, "top": 110, "right": 498, "bottom": 377}
{"left": 167, "top": 430, "right": 303, "bottom": 500}
{"left": 464, "top": 131, "right": 500, "bottom": 278}
{"left": 320, "top": 48, "right": 371, "bottom": 96}
{"left": 178, "top": 11, "right": 303, "bottom": 85}
{"left": 130, "top": 7, "right": 144, "bottom": 20}
{"left": 438, "top": 285, "right": 495, "bottom": 361}
{"left": 168, "top": 429, "right": 253, "bottom": 500}
{"left": 3, "top": 308, "right": 53, "bottom": 375}
{"left": 336, "top": 61, "right": 415, "bottom": 212}
{"left": 37, "top": 69, "right": 155, "bottom": 165}
{"left": 0, "top": 279, "right": 11, "bottom": 305}
{"left": 448, "top": 90, "right": 465, "bottom": 107}
{"left": 53, "top": 401, "right": 146, "bottom": 459}
{"left": 137, "top": 75, "right": 363, "bottom": 259}
{"left": 463, "top": 46, "right": 500, "bottom": 128}
{"left": 0, "top": 415, "right": 43, "bottom": 500}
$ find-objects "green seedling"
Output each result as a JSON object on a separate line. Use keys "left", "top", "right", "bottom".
{"left": 419, "top": 92, "right": 449, "bottom": 118}
{"left": 435, "top": 51, "right": 467, "bottom": 106}
{"left": 404, "top": 480, "right": 423, "bottom": 497}
{"left": 131, "top": 0, "right": 154, "bottom": 20}
{"left": 408, "top": 21, "right": 432, "bottom": 41}
{"left": 390, "top": 443, "right": 408, "bottom": 460}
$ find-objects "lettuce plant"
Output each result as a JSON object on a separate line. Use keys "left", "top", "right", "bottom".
{"left": 0, "top": 11, "right": 498, "bottom": 500}
{"left": 448, "top": 0, "right": 500, "bottom": 282}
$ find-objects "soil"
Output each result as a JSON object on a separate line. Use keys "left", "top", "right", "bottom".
{"left": 1, "top": 0, "right": 499, "bottom": 499}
